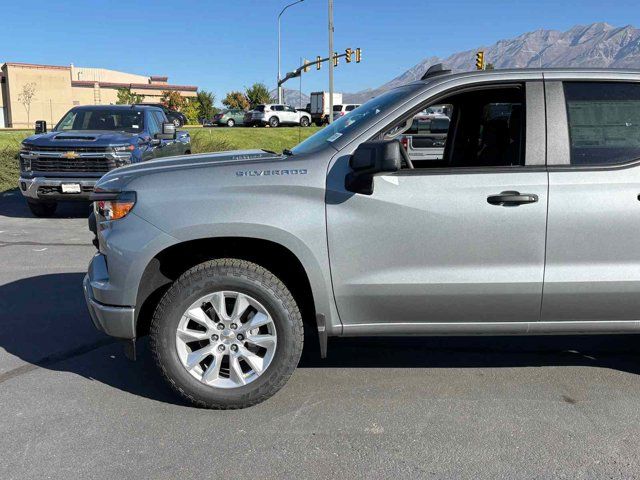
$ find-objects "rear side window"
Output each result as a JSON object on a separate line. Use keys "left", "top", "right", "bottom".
{"left": 564, "top": 82, "right": 640, "bottom": 166}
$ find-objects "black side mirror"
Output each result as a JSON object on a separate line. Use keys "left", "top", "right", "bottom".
{"left": 34, "top": 120, "right": 47, "bottom": 134}
{"left": 345, "top": 140, "right": 402, "bottom": 195}
{"left": 157, "top": 122, "right": 176, "bottom": 140}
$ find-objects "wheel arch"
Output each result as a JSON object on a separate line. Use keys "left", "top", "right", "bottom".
{"left": 135, "top": 235, "right": 333, "bottom": 339}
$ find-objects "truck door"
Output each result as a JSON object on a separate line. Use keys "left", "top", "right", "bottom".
{"left": 542, "top": 79, "right": 640, "bottom": 323}
{"left": 326, "top": 81, "right": 549, "bottom": 329}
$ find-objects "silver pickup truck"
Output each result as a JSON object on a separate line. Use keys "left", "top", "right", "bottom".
{"left": 85, "top": 66, "right": 640, "bottom": 408}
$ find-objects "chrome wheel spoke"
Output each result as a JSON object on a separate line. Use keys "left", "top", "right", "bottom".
{"left": 246, "top": 334, "right": 276, "bottom": 349}
{"left": 202, "top": 353, "right": 223, "bottom": 384}
{"left": 229, "top": 355, "right": 247, "bottom": 386}
{"left": 238, "top": 346, "right": 265, "bottom": 375}
{"left": 231, "top": 293, "right": 251, "bottom": 320}
{"left": 208, "top": 291, "right": 229, "bottom": 321}
{"left": 186, "top": 307, "right": 216, "bottom": 331}
{"left": 186, "top": 346, "right": 212, "bottom": 370}
{"left": 177, "top": 326, "right": 210, "bottom": 342}
{"left": 241, "top": 312, "right": 270, "bottom": 332}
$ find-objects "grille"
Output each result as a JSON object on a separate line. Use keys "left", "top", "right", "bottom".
{"left": 31, "top": 157, "right": 114, "bottom": 173}
{"left": 37, "top": 185, "right": 94, "bottom": 195}
{"left": 29, "top": 145, "right": 109, "bottom": 153}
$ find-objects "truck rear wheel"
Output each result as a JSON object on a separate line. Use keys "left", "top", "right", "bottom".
{"left": 150, "top": 258, "right": 304, "bottom": 409}
{"left": 27, "top": 199, "right": 57, "bottom": 217}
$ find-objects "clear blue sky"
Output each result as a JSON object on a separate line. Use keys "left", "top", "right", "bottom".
{"left": 2, "top": 0, "right": 638, "bottom": 105}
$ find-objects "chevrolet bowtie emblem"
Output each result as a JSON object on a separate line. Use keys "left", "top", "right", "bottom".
{"left": 62, "top": 151, "right": 79, "bottom": 159}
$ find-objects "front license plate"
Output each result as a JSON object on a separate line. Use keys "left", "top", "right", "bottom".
{"left": 61, "top": 183, "right": 81, "bottom": 194}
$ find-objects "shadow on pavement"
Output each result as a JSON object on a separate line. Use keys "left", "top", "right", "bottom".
{"left": 1, "top": 272, "right": 640, "bottom": 406}
{"left": 0, "top": 189, "right": 91, "bottom": 219}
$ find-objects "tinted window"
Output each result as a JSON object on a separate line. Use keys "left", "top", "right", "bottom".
{"left": 273, "top": 105, "right": 284, "bottom": 111}
{"left": 564, "top": 82, "right": 640, "bottom": 166}
{"left": 387, "top": 86, "right": 525, "bottom": 169}
{"left": 291, "top": 85, "right": 419, "bottom": 155}
{"left": 153, "top": 111, "right": 165, "bottom": 129}
{"left": 147, "top": 112, "right": 160, "bottom": 136}
{"left": 255, "top": 105, "right": 265, "bottom": 112}
{"left": 346, "top": 105, "right": 358, "bottom": 111}
{"left": 55, "top": 109, "right": 144, "bottom": 132}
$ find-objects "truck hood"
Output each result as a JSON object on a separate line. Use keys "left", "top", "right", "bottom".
{"left": 96, "top": 149, "right": 287, "bottom": 191}
{"left": 23, "top": 130, "right": 138, "bottom": 147}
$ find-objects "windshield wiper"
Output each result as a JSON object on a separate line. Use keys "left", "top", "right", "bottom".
{"left": 282, "top": 148, "right": 294, "bottom": 156}
{"left": 262, "top": 149, "right": 277, "bottom": 154}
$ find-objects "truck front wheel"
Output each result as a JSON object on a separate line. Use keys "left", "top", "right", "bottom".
{"left": 150, "top": 258, "right": 303, "bottom": 409}
{"left": 27, "top": 199, "right": 57, "bottom": 217}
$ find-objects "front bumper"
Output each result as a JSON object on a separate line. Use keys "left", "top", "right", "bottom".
{"left": 83, "top": 256, "right": 136, "bottom": 339}
{"left": 19, "top": 176, "right": 98, "bottom": 200}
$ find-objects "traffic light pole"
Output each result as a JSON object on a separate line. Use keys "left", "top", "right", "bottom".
{"left": 328, "top": 0, "right": 334, "bottom": 124}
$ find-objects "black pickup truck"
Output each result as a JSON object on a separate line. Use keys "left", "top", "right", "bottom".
{"left": 18, "top": 105, "right": 191, "bottom": 217}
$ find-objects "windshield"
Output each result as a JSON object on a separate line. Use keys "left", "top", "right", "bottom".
{"left": 291, "top": 86, "right": 417, "bottom": 155}
{"left": 55, "top": 109, "right": 145, "bottom": 133}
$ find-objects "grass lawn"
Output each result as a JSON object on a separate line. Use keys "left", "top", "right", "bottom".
{"left": 0, "top": 126, "right": 321, "bottom": 193}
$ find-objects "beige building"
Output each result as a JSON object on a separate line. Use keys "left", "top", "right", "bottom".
{"left": 0, "top": 62, "right": 198, "bottom": 128}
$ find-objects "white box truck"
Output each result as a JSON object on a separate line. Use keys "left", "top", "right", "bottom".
{"left": 310, "top": 91, "right": 343, "bottom": 126}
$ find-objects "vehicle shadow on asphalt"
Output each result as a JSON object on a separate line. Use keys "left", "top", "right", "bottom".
{"left": 0, "top": 189, "right": 91, "bottom": 219}
{"left": 1, "top": 272, "right": 640, "bottom": 407}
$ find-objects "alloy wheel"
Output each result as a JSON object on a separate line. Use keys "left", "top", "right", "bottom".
{"left": 175, "top": 291, "right": 277, "bottom": 389}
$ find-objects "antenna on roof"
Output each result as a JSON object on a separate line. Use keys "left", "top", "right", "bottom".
{"left": 421, "top": 63, "right": 451, "bottom": 80}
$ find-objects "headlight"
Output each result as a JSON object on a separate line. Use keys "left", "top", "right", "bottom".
{"left": 20, "top": 158, "right": 32, "bottom": 172}
{"left": 93, "top": 191, "right": 136, "bottom": 221}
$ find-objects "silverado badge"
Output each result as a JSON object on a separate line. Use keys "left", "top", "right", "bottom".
{"left": 62, "top": 151, "right": 79, "bottom": 159}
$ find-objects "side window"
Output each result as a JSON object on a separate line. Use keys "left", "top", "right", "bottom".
{"left": 147, "top": 112, "right": 160, "bottom": 137}
{"left": 274, "top": 105, "right": 284, "bottom": 112}
{"left": 286, "top": 106, "right": 297, "bottom": 112}
{"left": 564, "top": 82, "right": 640, "bottom": 166}
{"left": 153, "top": 111, "right": 166, "bottom": 128}
{"left": 388, "top": 86, "right": 525, "bottom": 169}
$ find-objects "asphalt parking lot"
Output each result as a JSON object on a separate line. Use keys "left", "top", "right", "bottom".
{"left": 2, "top": 189, "right": 640, "bottom": 479}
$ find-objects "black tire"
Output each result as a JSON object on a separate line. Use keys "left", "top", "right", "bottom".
{"left": 227, "top": 119, "right": 235, "bottom": 127}
{"left": 300, "top": 116, "right": 310, "bottom": 127}
{"left": 150, "top": 258, "right": 304, "bottom": 409}
{"left": 314, "top": 120, "right": 323, "bottom": 127}
{"left": 27, "top": 199, "right": 57, "bottom": 217}
{"left": 268, "top": 116, "right": 279, "bottom": 128}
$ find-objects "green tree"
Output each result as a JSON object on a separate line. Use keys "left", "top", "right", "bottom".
{"left": 196, "top": 90, "right": 216, "bottom": 120}
{"left": 182, "top": 100, "right": 201, "bottom": 125}
{"left": 116, "top": 86, "right": 145, "bottom": 104}
{"left": 222, "top": 91, "right": 249, "bottom": 110}
{"left": 245, "top": 83, "right": 273, "bottom": 108}
{"left": 160, "top": 90, "right": 186, "bottom": 111}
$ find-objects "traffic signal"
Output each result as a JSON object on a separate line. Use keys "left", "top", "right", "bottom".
{"left": 355, "top": 47, "right": 361, "bottom": 63}
{"left": 316, "top": 55, "right": 322, "bottom": 70}
{"left": 333, "top": 52, "right": 339, "bottom": 67}
{"left": 345, "top": 48, "right": 352, "bottom": 63}
{"left": 476, "top": 51, "right": 485, "bottom": 70}
{"left": 303, "top": 59, "right": 310, "bottom": 73}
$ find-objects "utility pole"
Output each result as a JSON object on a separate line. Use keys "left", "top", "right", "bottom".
{"left": 328, "top": 0, "right": 334, "bottom": 123}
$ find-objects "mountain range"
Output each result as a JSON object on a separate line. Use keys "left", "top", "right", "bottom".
{"left": 342, "top": 22, "right": 640, "bottom": 103}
